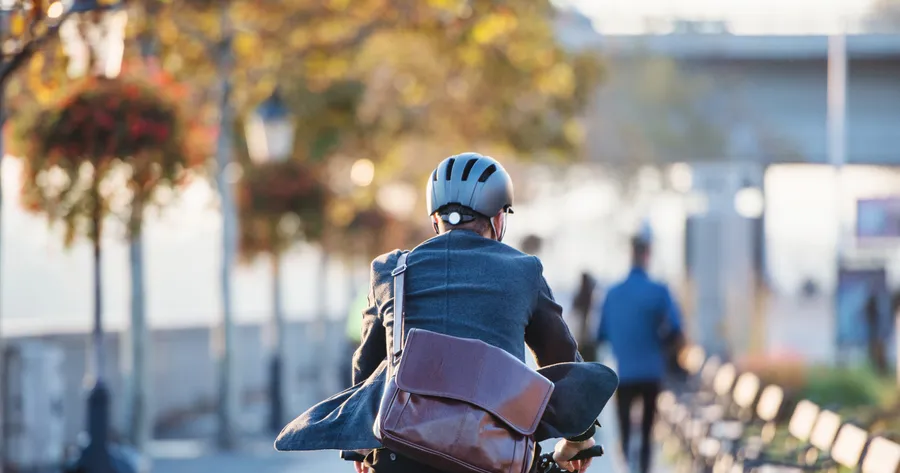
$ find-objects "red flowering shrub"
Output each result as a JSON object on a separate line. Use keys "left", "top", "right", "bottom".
{"left": 15, "top": 76, "right": 193, "bottom": 244}
{"left": 238, "top": 160, "right": 330, "bottom": 259}
{"left": 23, "top": 77, "right": 187, "bottom": 166}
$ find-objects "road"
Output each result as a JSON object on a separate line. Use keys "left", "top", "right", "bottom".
{"left": 148, "top": 439, "right": 340, "bottom": 473}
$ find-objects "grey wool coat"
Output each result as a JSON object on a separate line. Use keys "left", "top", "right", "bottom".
{"left": 275, "top": 229, "right": 619, "bottom": 452}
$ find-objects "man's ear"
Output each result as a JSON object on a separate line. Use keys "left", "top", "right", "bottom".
{"left": 491, "top": 212, "right": 506, "bottom": 242}
{"left": 431, "top": 214, "right": 440, "bottom": 234}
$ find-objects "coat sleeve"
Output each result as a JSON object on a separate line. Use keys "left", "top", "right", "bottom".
{"left": 351, "top": 275, "right": 386, "bottom": 385}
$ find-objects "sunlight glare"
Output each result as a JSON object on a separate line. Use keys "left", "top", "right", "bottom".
{"left": 47, "top": 2, "right": 64, "bottom": 19}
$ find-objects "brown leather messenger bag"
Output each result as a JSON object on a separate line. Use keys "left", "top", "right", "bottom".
{"left": 374, "top": 251, "right": 555, "bottom": 473}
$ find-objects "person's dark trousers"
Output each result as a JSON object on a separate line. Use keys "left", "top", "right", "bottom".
{"left": 365, "top": 449, "right": 446, "bottom": 472}
{"left": 616, "top": 381, "right": 661, "bottom": 473}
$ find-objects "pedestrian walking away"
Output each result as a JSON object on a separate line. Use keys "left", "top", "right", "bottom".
{"left": 597, "top": 234, "right": 684, "bottom": 473}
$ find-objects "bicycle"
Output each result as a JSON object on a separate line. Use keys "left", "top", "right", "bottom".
{"left": 341, "top": 444, "right": 605, "bottom": 473}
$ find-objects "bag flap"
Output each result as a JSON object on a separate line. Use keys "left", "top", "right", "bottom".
{"left": 394, "top": 328, "right": 554, "bottom": 436}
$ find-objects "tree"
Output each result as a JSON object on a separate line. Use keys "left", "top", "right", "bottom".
{"left": 12, "top": 75, "right": 194, "bottom": 451}
{"left": 154, "top": 0, "right": 604, "bottom": 168}
{"left": 866, "top": 0, "right": 900, "bottom": 30}
{"left": 149, "top": 0, "right": 605, "bottom": 248}
{"left": 16, "top": 77, "right": 195, "bottom": 242}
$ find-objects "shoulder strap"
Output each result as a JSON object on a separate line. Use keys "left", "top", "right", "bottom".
{"left": 390, "top": 251, "right": 410, "bottom": 366}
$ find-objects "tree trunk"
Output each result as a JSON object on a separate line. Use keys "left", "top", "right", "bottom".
{"left": 124, "top": 195, "right": 150, "bottom": 449}
{"left": 212, "top": 6, "right": 238, "bottom": 449}
{"left": 125, "top": 1, "right": 162, "bottom": 451}
{"left": 268, "top": 252, "right": 285, "bottom": 432}
{"left": 87, "top": 184, "right": 109, "bottom": 446}
{"left": 91, "top": 188, "right": 105, "bottom": 387}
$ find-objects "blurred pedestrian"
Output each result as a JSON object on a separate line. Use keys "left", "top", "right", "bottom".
{"left": 597, "top": 234, "right": 684, "bottom": 473}
{"left": 572, "top": 271, "right": 598, "bottom": 362}
{"left": 520, "top": 234, "right": 543, "bottom": 255}
{"left": 865, "top": 290, "right": 888, "bottom": 375}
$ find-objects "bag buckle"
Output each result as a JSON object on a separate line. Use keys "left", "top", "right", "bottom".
{"left": 391, "top": 264, "right": 408, "bottom": 276}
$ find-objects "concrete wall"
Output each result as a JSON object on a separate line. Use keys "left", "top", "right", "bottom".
{"left": 5, "top": 320, "right": 345, "bottom": 445}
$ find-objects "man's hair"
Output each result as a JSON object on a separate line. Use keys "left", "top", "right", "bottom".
{"left": 435, "top": 204, "right": 491, "bottom": 235}
{"left": 631, "top": 236, "right": 650, "bottom": 260}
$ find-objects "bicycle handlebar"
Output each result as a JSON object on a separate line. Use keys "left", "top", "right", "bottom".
{"left": 570, "top": 445, "right": 605, "bottom": 461}
{"left": 340, "top": 451, "right": 366, "bottom": 462}
{"left": 341, "top": 444, "right": 606, "bottom": 472}
{"left": 534, "top": 444, "right": 605, "bottom": 473}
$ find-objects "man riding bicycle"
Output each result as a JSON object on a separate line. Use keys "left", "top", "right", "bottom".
{"left": 275, "top": 153, "right": 618, "bottom": 472}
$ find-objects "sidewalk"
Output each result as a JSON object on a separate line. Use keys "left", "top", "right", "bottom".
{"left": 148, "top": 433, "right": 627, "bottom": 473}
{"left": 596, "top": 355, "right": 674, "bottom": 473}
{"left": 145, "top": 373, "right": 651, "bottom": 473}
{"left": 148, "top": 438, "right": 342, "bottom": 473}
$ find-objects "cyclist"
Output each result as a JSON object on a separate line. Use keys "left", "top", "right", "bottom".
{"left": 276, "top": 153, "right": 617, "bottom": 472}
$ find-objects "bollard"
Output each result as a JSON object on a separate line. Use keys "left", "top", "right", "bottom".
{"left": 63, "top": 442, "right": 147, "bottom": 473}
{"left": 63, "top": 383, "right": 146, "bottom": 473}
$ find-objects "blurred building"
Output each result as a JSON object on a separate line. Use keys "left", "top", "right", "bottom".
{"left": 550, "top": 10, "right": 900, "bottom": 360}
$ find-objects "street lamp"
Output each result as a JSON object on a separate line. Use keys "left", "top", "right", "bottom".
{"left": 58, "top": 2, "right": 131, "bottom": 473}
{"left": 245, "top": 89, "right": 296, "bottom": 433}
{"left": 375, "top": 181, "right": 417, "bottom": 221}
{"left": 734, "top": 185, "right": 764, "bottom": 219}
{"left": 246, "top": 89, "right": 295, "bottom": 164}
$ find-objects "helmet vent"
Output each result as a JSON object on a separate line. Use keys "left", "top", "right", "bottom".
{"left": 461, "top": 158, "right": 478, "bottom": 181}
{"left": 445, "top": 158, "right": 455, "bottom": 180}
{"left": 431, "top": 170, "right": 437, "bottom": 181}
{"left": 477, "top": 164, "right": 497, "bottom": 183}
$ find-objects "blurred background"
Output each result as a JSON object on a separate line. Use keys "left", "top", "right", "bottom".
{"left": 1, "top": 0, "right": 900, "bottom": 472}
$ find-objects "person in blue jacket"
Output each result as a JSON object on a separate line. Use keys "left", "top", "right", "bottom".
{"left": 597, "top": 234, "right": 683, "bottom": 473}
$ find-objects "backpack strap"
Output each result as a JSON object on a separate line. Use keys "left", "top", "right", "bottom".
{"left": 390, "top": 251, "right": 410, "bottom": 368}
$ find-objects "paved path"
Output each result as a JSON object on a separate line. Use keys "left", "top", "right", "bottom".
{"left": 148, "top": 439, "right": 339, "bottom": 473}
{"left": 596, "top": 355, "right": 674, "bottom": 473}
{"left": 147, "top": 430, "right": 631, "bottom": 473}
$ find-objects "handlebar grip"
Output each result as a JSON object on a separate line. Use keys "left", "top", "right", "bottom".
{"left": 340, "top": 451, "right": 367, "bottom": 462}
{"left": 570, "top": 445, "right": 605, "bottom": 461}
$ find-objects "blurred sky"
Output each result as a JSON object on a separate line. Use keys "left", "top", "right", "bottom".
{"left": 555, "top": 0, "right": 877, "bottom": 34}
